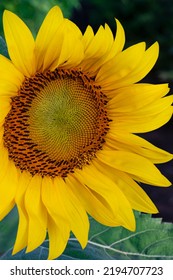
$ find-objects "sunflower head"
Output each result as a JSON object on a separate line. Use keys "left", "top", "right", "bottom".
{"left": 0, "top": 6, "right": 172, "bottom": 259}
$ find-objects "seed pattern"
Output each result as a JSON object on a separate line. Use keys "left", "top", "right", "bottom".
{"left": 3, "top": 68, "right": 110, "bottom": 178}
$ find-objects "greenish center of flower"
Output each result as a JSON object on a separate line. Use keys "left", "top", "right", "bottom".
{"left": 3, "top": 69, "right": 110, "bottom": 177}
{"left": 29, "top": 74, "right": 98, "bottom": 161}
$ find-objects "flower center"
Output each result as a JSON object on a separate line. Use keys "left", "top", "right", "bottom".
{"left": 3, "top": 69, "right": 110, "bottom": 177}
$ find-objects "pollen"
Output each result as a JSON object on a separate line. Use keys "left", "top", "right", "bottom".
{"left": 3, "top": 68, "right": 110, "bottom": 177}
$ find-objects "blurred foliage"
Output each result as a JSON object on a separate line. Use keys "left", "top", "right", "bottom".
{"left": 1, "top": 212, "right": 173, "bottom": 260}
{"left": 0, "top": 0, "right": 81, "bottom": 37}
{"left": 0, "top": 36, "right": 8, "bottom": 57}
{"left": 0, "top": 207, "right": 18, "bottom": 256}
{"left": 72, "top": 0, "right": 173, "bottom": 86}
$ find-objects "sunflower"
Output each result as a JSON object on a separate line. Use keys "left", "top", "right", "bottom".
{"left": 0, "top": 6, "right": 172, "bottom": 260}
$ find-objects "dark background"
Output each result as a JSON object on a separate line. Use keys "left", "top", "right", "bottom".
{"left": 0, "top": 0, "right": 173, "bottom": 222}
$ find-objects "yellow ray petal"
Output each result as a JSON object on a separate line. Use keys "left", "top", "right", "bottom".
{"left": 67, "top": 175, "right": 120, "bottom": 226}
{"left": 136, "top": 95, "right": 173, "bottom": 115}
{"left": 42, "top": 17, "right": 84, "bottom": 71}
{"left": 42, "top": 177, "right": 70, "bottom": 259}
{"left": 111, "top": 19, "right": 125, "bottom": 56}
{"left": 43, "top": 176, "right": 89, "bottom": 249}
{"left": 80, "top": 24, "right": 114, "bottom": 73}
{"left": 107, "top": 83, "right": 170, "bottom": 111}
{"left": 110, "top": 106, "right": 173, "bottom": 133}
{"left": 41, "top": 22, "right": 65, "bottom": 71}
{"left": 81, "top": 19, "right": 125, "bottom": 74}
{"left": 119, "top": 42, "right": 159, "bottom": 87}
{"left": 74, "top": 165, "right": 135, "bottom": 231}
{"left": 64, "top": 18, "right": 82, "bottom": 38}
{"left": 106, "top": 131, "right": 173, "bottom": 163}
{"left": 84, "top": 25, "right": 113, "bottom": 59}
{"left": 110, "top": 95, "right": 173, "bottom": 117}
{"left": 13, "top": 171, "right": 32, "bottom": 254}
{"left": 42, "top": 176, "right": 70, "bottom": 259}
{"left": 42, "top": 176, "right": 69, "bottom": 224}
{"left": 3, "top": 10, "right": 35, "bottom": 76}
{"left": 25, "top": 175, "right": 47, "bottom": 252}
{"left": 94, "top": 159, "right": 158, "bottom": 213}
{"left": 55, "top": 177, "right": 89, "bottom": 248}
{"left": 0, "top": 126, "right": 4, "bottom": 144}
{"left": 82, "top": 25, "right": 94, "bottom": 50}
{"left": 97, "top": 150, "right": 171, "bottom": 186}
{"left": 47, "top": 19, "right": 84, "bottom": 70}
{"left": 35, "top": 6, "right": 64, "bottom": 71}
{"left": 0, "top": 81, "right": 19, "bottom": 98}
{"left": 0, "top": 55, "right": 24, "bottom": 93}
{"left": 50, "top": 32, "right": 84, "bottom": 70}
{"left": 47, "top": 215, "right": 70, "bottom": 260}
{"left": 96, "top": 42, "right": 146, "bottom": 84}
{"left": 102, "top": 42, "right": 159, "bottom": 90}
{"left": 0, "top": 155, "right": 19, "bottom": 220}
{"left": 0, "top": 96, "right": 11, "bottom": 125}
{"left": 93, "top": 19, "right": 125, "bottom": 72}
{"left": 0, "top": 145, "right": 9, "bottom": 181}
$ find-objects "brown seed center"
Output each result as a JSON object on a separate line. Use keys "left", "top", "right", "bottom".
{"left": 3, "top": 68, "right": 110, "bottom": 177}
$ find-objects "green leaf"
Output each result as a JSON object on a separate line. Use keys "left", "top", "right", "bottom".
{"left": 1, "top": 212, "right": 173, "bottom": 260}
{"left": 0, "top": 247, "right": 49, "bottom": 260}
{"left": 0, "top": 207, "right": 18, "bottom": 256}
{"left": 0, "top": 36, "right": 8, "bottom": 57}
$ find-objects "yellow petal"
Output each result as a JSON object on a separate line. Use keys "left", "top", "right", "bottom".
{"left": 107, "top": 83, "right": 169, "bottom": 110}
{"left": 0, "top": 145, "right": 9, "bottom": 181}
{"left": 42, "top": 177, "right": 70, "bottom": 259}
{"left": 47, "top": 20, "right": 84, "bottom": 70}
{"left": 41, "top": 22, "right": 65, "bottom": 71}
{"left": 97, "top": 42, "right": 159, "bottom": 90}
{"left": 0, "top": 153, "right": 19, "bottom": 220}
{"left": 84, "top": 25, "right": 112, "bottom": 59}
{"left": 3, "top": 10, "right": 35, "bottom": 76}
{"left": 113, "top": 95, "right": 173, "bottom": 117}
{"left": 55, "top": 177, "right": 89, "bottom": 248}
{"left": 25, "top": 175, "right": 47, "bottom": 252}
{"left": 139, "top": 95, "right": 173, "bottom": 115}
{"left": 42, "top": 176, "right": 69, "bottom": 224}
{"left": 0, "top": 126, "right": 4, "bottom": 144}
{"left": 74, "top": 164, "right": 135, "bottom": 230}
{"left": 82, "top": 25, "right": 94, "bottom": 50}
{"left": 119, "top": 42, "right": 159, "bottom": 87}
{"left": 96, "top": 42, "right": 146, "bottom": 84}
{"left": 106, "top": 131, "right": 173, "bottom": 163}
{"left": 0, "top": 82, "right": 18, "bottom": 98}
{"left": 0, "top": 96, "right": 11, "bottom": 125}
{"left": 64, "top": 18, "right": 82, "bottom": 38}
{"left": 13, "top": 171, "right": 32, "bottom": 254}
{"left": 67, "top": 175, "right": 121, "bottom": 226}
{"left": 0, "top": 55, "right": 24, "bottom": 93}
{"left": 47, "top": 215, "right": 70, "bottom": 260}
{"left": 94, "top": 159, "right": 158, "bottom": 213}
{"left": 87, "top": 19, "right": 125, "bottom": 73}
{"left": 42, "top": 176, "right": 70, "bottom": 259}
{"left": 80, "top": 24, "right": 114, "bottom": 73}
{"left": 97, "top": 150, "right": 171, "bottom": 186}
{"left": 110, "top": 106, "right": 173, "bottom": 133}
{"left": 111, "top": 19, "right": 125, "bottom": 56}
{"left": 35, "top": 6, "right": 64, "bottom": 71}
{"left": 50, "top": 32, "right": 84, "bottom": 70}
